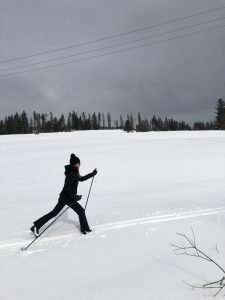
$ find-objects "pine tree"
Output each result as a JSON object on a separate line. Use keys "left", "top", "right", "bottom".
{"left": 71, "top": 111, "right": 79, "bottom": 130}
{"left": 123, "top": 119, "right": 133, "bottom": 132}
{"left": 59, "top": 114, "right": 65, "bottom": 131}
{"left": 53, "top": 116, "right": 58, "bottom": 132}
{"left": 92, "top": 112, "right": 99, "bottom": 129}
{"left": 66, "top": 113, "right": 72, "bottom": 132}
{"left": 97, "top": 112, "right": 101, "bottom": 128}
{"left": 157, "top": 117, "right": 163, "bottom": 131}
{"left": 29, "top": 117, "right": 33, "bottom": 133}
{"left": 102, "top": 113, "right": 105, "bottom": 128}
{"left": 14, "top": 112, "right": 22, "bottom": 133}
{"left": 33, "top": 111, "right": 37, "bottom": 133}
{"left": 40, "top": 113, "right": 46, "bottom": 132}
{"left": 130, "top": 113, "right": 134, "bottom": 129}
{"left": 215, "top": 98, "right": 225, "bottom": 130}
{"left": 107, "top": 112, "right": 111, "bottom": 128}
{"left": 78, "top": 116, "right": 83, "bottom": 130}
{"left": 49, "top": 112, "right": 54, "bottom": 132}
{"left": 0, "top": 120, "right": 4, "bottom": 134}
{"left": 4, "top": 115, "right": 10, "bottom": 134}
{"left": 136, "top": 113, "right": 149, "bottom": 132}
{"left": 21, "top": 111, "right": 29, "bottom": 133}
{"left": 36, "top": 113, "right": 41, "bottom": 133}
{"left": 86, "top": 116, "right": 92, "bottom": 130}
{"left": 81, "top": 112, "right": 86, "bottom": 129}
{"left": 114, "top": 120, "right": 119, "bottom": 128}
{"left": 164, "top": 118, "right": 168, "bottom": 130}
{"left": 151, "top": 115, "right": 158, "bottom": 130}
{"left": 137, "top": 112, "right": 142, "bottom": 127}
{"left": 119, "top": 115, "right": 124, "bottom": 129}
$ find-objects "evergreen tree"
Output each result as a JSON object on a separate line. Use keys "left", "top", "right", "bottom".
{"left": 137, "top": 112, "right": 142, "bottom": 127}
{"left": 130, "top": 113, "right": 134, "bottom": 129}
{"left": 123, "top": 119, "right": 133, "bottom": 132}
{"left": 53, "top": 116, "right": 58, "bottom": 132}
{"left": 81, "top": 112, "right": 86, "bottom": 129}
{"left": 59, "top": 114, "right": 66, "bottom": 131}
{"left": 86, "top": 116, "right": 92, "bottom": 130}
{"left": 78, "top": 116, "right": 83, "bottom": 130}
{"left": 114, "top": 120, "right": 119, "bottom": 128}
{"left": 49, "top": 112, "right": 54, "bottom": 132}
{"left": 136, "top": 113, "right": 149, "bottom": 132}
{"left": 14, "top": 112, "right": 22, "bottom": 133}
{"left": 119, "top": 115, "right": 124, "bottom": 129}
{"left": 97, "top": 112, "right": 101, "bottom": 128}
{"left": 151, "top": 115, "right": 158, "bottom": 130}
{"left": 193, "top": 122, "right": 204, "bottom": 130}
{"left": 107, "top": 112, "right": 111, "bottom": 128}
{"left": 164, "top": 118, "right": 168, "bottom": 130}
{"left": 33, "top": 111, "right": 37, "bottom": 133}
{"left": 102, "top": 113, "right": 105, "bottom": 128}
{"left": 215, "top": 98, "right": 225, "bottom": 129}
{"left": 29, "top": 117, "right": 33, "bottom": 133}
{"left": 41, "top": 113, "right": 48, "bottom": 132}
{"left": 34, "top": 113, "right": 41, "bottom": 133}
{"left": 21, "top": 111, "right": 29, "bottom": 133}
{"left": 0, "top": 120, "right": 4, "bottom": 134}
{"left": 206, "top": 121, "right": 215, "bottom": 130}
{"left": 66, "top": 113, "right": 72, "bottom": 132}
{"left": 5, "top": 115, "right": 12, "bottom": 134}
{"left": 71, "top": 111, "right": 79, "bottom": 130}
{"left": 92, "top": 112, "right": 99, "bottom": 129}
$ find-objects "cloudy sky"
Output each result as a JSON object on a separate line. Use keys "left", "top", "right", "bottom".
{"left": 0, "top": 0, "right": 225, "bottom": 123}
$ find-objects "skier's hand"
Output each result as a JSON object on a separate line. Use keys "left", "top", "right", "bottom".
{"left": 92, "top": 168, "right": 98, "bottom": 176}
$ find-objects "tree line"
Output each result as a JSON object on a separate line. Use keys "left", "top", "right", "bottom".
{"left": 0, "top": 98, "right": 224, "bottom": 135}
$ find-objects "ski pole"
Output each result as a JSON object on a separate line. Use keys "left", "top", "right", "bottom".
{"left": 21, "top": 198, "right": 78, "bottom": 251}
{"left": 85, "top": 175, "right": 95, "bottom": 210}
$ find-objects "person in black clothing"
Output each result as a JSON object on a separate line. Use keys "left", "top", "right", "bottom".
{"left": 30, "top": 153, "right": 97, "bottom": 236}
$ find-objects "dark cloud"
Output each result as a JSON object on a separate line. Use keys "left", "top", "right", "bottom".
{"left": 0, "top": 0, "right": 225, "bottom": 123}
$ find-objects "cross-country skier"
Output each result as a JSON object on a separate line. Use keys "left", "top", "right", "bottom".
{"left": 30, "top": 153, "right": 97, "bottom": 236}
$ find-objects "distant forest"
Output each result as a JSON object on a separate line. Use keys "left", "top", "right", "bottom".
{"left": 0, "top": 98, "right": 224, "bottom": 135}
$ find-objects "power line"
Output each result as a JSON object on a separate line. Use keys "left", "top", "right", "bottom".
{"left": 1, "top": 23, "right": 224, "bottom": 78}
{"left": 0, "top": 5, "right": 225, "bottom": 64}
{"left": 1, "top": 15, "right": 225, "bottom": 73}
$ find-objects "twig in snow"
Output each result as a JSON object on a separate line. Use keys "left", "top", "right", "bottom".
{"left": 171, "top": 230, "right": 225, "bottom": 297}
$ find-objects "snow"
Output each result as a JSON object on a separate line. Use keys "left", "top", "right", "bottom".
{"left": 0, "top": 130, "right": 225, "bottom": 299}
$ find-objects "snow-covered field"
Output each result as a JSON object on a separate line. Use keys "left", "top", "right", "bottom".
{"left": 0, "top": 130, "right": 225, "bottom": 300}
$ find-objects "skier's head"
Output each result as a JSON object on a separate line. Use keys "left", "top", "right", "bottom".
{"left": 70, "top": 153, "right": 80, "bottom": 168}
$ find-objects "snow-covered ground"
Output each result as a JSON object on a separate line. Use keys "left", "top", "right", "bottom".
{"left": 0, "top": 130, "right": 225, "bottom": 300}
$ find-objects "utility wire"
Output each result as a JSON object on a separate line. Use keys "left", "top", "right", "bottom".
{"left": 0, "top": 23, "right": 224, "bottom": 78}
{"left": 1, "top": 15, "right": 225, "bottom": 73}
{"left": 0, "top": 5, "right": 225, "bottom": 64}
{"left": 2, "top": 15, "right": 225, "bottom": 73}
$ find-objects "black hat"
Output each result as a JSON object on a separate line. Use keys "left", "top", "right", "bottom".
{"left": 70, "top": 153, "right": 80, "bottom": 165}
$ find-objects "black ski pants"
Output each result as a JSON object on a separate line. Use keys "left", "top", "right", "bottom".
{"left": 33, "top": 197, "right": 90, "bottom": 232}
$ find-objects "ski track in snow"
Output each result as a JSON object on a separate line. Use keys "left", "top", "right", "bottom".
{"left": 0, "top": 206, "right": 225, "bottom": 254}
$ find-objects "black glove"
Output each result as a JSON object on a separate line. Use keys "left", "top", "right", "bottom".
{"left": 75, "top": 195, "right": 82, "bottom": 201}
{"left": 92, "top": 168, "right": 98, "bottom": 176}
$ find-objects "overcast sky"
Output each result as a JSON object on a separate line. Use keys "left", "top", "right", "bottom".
{"left": 0, "top": 0, "right": 225, "bottom": 123}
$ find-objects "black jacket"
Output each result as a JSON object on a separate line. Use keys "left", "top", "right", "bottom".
{"left": 60, "top": 165, "right": 94, "bottom": 200}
